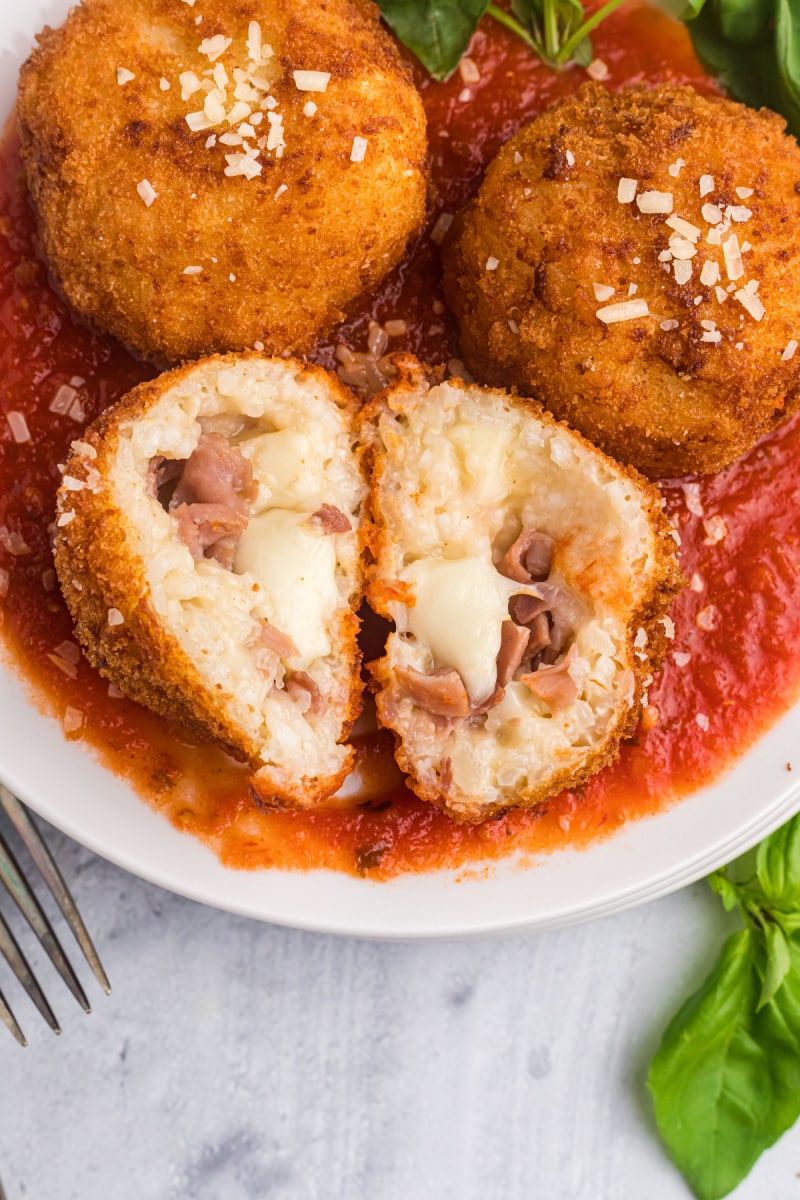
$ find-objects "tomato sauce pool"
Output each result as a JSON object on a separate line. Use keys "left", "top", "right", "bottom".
{"left": 2, "top": 1, "right": 799, "bottom": 879}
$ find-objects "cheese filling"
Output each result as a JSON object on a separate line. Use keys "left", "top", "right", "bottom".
{"left": 234, "top": 509, "right": 338, "bottom": 666}
{"left": 402, "top": 555, "right": 535, "bottom": 703}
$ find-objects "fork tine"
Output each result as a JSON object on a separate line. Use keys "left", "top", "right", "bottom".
{"left": 0, "top": 911, "right": 60, "bottom": 1034}
{"left": 0, "top": 985, "right": 27, "bottom": 1047}
{"left": 0, "top": 831, "right": 90, "bottom": 1013}
{"left": 0, "top": 788, "right": 111, "bottom": 995}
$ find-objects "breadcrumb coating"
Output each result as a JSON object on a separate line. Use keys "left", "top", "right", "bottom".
{"left": 18, "top": 0, "right": 428, "bottom": 365}
{"left": 443, "top": 84, "right": 800, "bottom": 479}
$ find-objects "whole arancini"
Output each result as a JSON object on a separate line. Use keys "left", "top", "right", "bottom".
{"left": 442, "top": 84, "right": 800, "bottom": 479}
{"left": 18, "top": 0, "right": 428, "bottom": 365}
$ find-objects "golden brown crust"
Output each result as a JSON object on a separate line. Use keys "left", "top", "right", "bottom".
{"left": 359, "top": 355, "right": 682, "bottom": 823}
{"left": 442, "top": 84, "right": 800, "bottom": 479}
{"left": 18, "top": 0, "right": 428, "bottom": 365}
{"left": 54, "top": 352, "right": 364, "bottom": 808}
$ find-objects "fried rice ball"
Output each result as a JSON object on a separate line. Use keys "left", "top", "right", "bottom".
{"left": 18, "top": 0, "right": 427, "bottom": 365}
{"left": 54, "top": 354, "right": 367, "bottom": 808}
{"left": 442, "top": 84, "right": 800, "bottom": 479}
{"left": 360, "top": 356, "right": 680, "bottom": 823}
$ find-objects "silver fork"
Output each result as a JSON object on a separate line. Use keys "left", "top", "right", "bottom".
{"left": 0, "top": 785, "right": 110, "bottom": 1045}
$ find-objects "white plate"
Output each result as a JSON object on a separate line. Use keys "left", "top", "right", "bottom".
{"left": 2, "top": 0, "right": 800, "bottom": 939}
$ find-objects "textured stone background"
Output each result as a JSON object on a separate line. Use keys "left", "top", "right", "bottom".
{"left": 0, "top": 824, "right": 797, "bottom": 1200}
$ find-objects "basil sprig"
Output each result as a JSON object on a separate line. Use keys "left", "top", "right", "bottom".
{"left": 685, "top": 0, "right": 800, "bottom": 137}
{"left": 376, "top": 0, "right": 626, "bottom": 79}
{"left": 648, "top": 814, "right": 800, "bottom": 1200}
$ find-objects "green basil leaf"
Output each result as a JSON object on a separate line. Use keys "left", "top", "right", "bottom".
{"left": 758, "top": 922, "right": 792, "bottom": 1010}
{"left": 714, "top": 0, "right": 773, "bottom": 44}
{"left": 687, "top": 7, "right": 778, "bottom": 115}
{"left": 756, "top": 814, "right": 800, "bottom": 908}
{"left": 571, "top": 34, "right": 593, "bottom": 66}
{"left": 682, "top": 0, "right": 709, "bottom": 18}
{"left": 709, "top": 869, "right": 741, "bottom": 912}
{"left": 649, "top": 930, "right": 768, "bottom": 1200}
{"left": 511, "top": 0, "right": 541, "bottom": 27}
{"left": 377, "top": 0, "right": 490, "bottom": 80}
{"left": 775, "top": 0, "right": 800, "bottom": 136}
{"left": 650, "top": 928, "right": 800, "bottom": 1200}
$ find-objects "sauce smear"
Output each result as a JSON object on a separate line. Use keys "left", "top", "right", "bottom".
{"left": 1, "top": 2, "right": 798, "bottom": 879}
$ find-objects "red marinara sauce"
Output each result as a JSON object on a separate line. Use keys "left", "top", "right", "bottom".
{"left": 1, "top": 2, "right": 798, "bottom": 879}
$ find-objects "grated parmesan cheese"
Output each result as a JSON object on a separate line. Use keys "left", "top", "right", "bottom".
{"left": 586, "top": 58, "right": 609, "bottom": 81}
{"left": 107, "top": 608, "right": 124, "bottom": 627}
{"left": 593, "top": 283, "right": 615, "bottom": 301}
{"left": 781, "top": 339, "right": 798, "bottom": 362}
{"left": 431, "top": 213, "right": 454, "bottom": 245}
{"left": 63, "top": 707, "right": 83, "bottom": 735}
{"left": 673, "top": 259, "right": 692, "bottom": 286}
{"left": 293, "top": 70, "right": 331, "bottom": 93}
{"left": 50, "top": 385, "right": 77, "bottom": 414}
{"left": 303, "top": 101, "right": 317, "bottom": 117}
{"left": 699, "top": 260, "right": 720, "bottom": 287}
{"left": 6, "top": 412, "right": 30, "bottom": 443}
{"left": 459, "top": 56, "right": 481, "bottom": 83}
{"left": 350, "top": 136, "right": 368, "bottom": 163}
{"left": 617, "top": 177, "right": 637, "bottom": 204}
{"left": 660, "top": 319, "right": 678, "bottom": 331}
{"left": 485, "top": 257, "right": 499, "bottom": 271}
{"left": 733, "top": 287, "right": 765, "bottom": 321}
{"left": 722, "top": 234, "right": 744, "bottom": 281}
{"left": 595, "top": 298, "right": 649, "bottom": 324}
{"left": 136, "top": 179, "right": 157, "bottom": 207}
{"left": 666, "top": 215, "right": 701, "bottom": 242}
{"left": 703, "top": 515, "right": 728, "bottom": 544}
{"left": 637, "top": 190, "right": 673, "bottom": 214}
{"left": 696, "top": 604, "right": 719, "bottom": 631}
{"left": 699, "top": 174, "right": 714, "bottom": 197}
{"left": 198, "top": 35, "right": 232, "bottom": 61}
{"left": 116, "top": 67, "right": 135, "bottom": 85}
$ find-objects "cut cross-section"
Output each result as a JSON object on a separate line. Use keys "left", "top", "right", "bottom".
{"left": 54, "top": 354, "right": 366, "bottom": 808}
{"left": 360, "top": 356, "right": 682, "bottom": 823}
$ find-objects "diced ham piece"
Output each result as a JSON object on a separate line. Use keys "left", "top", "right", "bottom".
{"left": 174, "top": 502, "right": 247, "bottom": 568}
{"left": 525, "top": 612, "right": 552, "bottom": 658}
{"left": 147, "top": 455, "right": 185, "bottom": 499}
{"left": 154, "top": 434, "right": 257, "bottom": 568}
{"left": 521, "top": 648, "right": 579, "bottom": 711}
{"left": 471, "top": 620, "right": 530, "bottom": 715}
{"left": 394, "top": 664, "right": 471, "bottom": 718}
{"left": 286, "top": 670, "right": 325, "bottom": 714}
{"left": 258, "top": 619, "right": 298, "bottom": 659}
{"left": 498, "top": 528, "right": 554, "bottom": 584}
{"left": 508, "top": 593, "right": 553, "bottom": 664}
{"left": 311, "top": 504, "right": 351, "bottom": 534}
{"left": 536, "top": 580, "right": 582, "bottom": 663}
{"left": 171, "top": 433, "right": 256, "bottom": 514}
{"left": 508, "top": 593, "right": 548, "bottom": 625}
{"left": 495, "top": 620, "right": 530, "bottom": 688}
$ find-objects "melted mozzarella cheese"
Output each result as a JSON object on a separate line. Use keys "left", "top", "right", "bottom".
{"left": 240, "top": 430, "right": 320, "bottom": 509}
{"left": 234, "top": 510, "right": 338, "bottom": 664}
{"left": 448, "top": 419, "right": 516, "bottom": 507}
{"left": 403, "top": 555, "right": 518, "bottom": 703}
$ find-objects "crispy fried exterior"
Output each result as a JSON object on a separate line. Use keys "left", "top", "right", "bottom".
{"left": 359, "top": 356, "right": 682, "bottom": 823}
{"left": 18, "top": 0, "right": 427, "bottom": 366}
{"left": 53, "top": 353, "right": 364, "bottom": 808}
{"left": 442, "top": 84, "right": 800, "bottom": 479}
